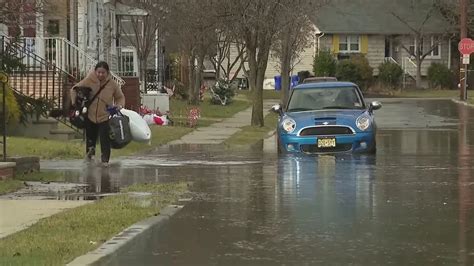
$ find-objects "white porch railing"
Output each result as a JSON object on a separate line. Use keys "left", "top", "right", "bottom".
{"left": 22, "top": 37, "right": 125, "bottom": 86}
{"left": 383, "top": 57, "right": 398, "bottom": 64}
{"left": 401, "top": 57, "right": 417, "bottom": 88}
{"left": 401, "top": 57, "right": 417, "bottom": 77}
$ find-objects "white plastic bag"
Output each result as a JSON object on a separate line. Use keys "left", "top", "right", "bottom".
{"left": 120, "top": 109, "right": 152, "bottom": 143}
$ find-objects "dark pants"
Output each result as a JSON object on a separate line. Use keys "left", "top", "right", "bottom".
{"left": 85, "top": 119, "right": 111, "bottom": 163}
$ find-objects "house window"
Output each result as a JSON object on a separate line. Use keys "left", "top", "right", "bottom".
{"left": 339, "top": 35, "right": 360, "bottom": 53}
{"left": 47, "top": 20, "right": 60, "bottom": 36}
{"left": 429, "top": 36, "right": 441, "bottom": 58}
{"left": 409, "top": 36, "right": 441, "bottom": 58}
{"left": 408, "top": 38, "right": 423, "bottom": 56}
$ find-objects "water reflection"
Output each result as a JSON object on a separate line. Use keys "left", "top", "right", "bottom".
{"left": 275, "top": 154, "right": 376, "bottom": 229}
{"left": 457, "top": 103, "right": 474, "bottom": 265}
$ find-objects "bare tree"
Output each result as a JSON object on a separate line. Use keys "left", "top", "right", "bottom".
{"left": 391, "top": 3, "right": 453, "bottom": 88}
{"left": 272, "top": 1, "right": 318, "bottom": 107}
{"left": 209, "top": 31, "right": 247, "bottom": 82}
{"left": 0, "top": 0, "right": 49, "bottom": 36}
{"left": 169, "top": 0, "right": 219, "bottom": 104}
{"left": 227, "top": 0, "right": 288, "bottom": 126}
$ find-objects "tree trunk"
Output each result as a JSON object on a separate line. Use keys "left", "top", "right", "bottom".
{"left": 139, "top": 56, "right": 147, "bottom": 93}
{"left": 190, "top": 54, "right": 204, "bottom": 105}
{"left": 252, "top": 66, "right": 265, "bottom": 126}
{"left": 247, "top": 46, "right": 261, "bottom": 126}
{"left": 280, "top": 51, "right": 291, "bottom": 108}
{"left": 250, "top": 46, "right": 270, "bottom": 127}
{"left": 188, "top": 54, "right": 196, "bottom": 102}
{"left": 181, "top": 51, "right": 190, "bottom": 89}
{"left": 416, "top": 59, "right": 422, "bottom": 88}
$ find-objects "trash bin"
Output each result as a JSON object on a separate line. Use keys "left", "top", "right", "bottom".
{"left": 274, "top": 75, "right": 281, "bottom": 91}
{"left": 290, "top": 75, "right": 299, "bottom": 89}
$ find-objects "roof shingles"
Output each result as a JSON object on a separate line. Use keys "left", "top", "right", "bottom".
{"left": 312, "top": 0, "right": 455, "bottom": 35}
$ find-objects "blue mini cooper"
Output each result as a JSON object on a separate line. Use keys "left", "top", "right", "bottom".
{"left": 272, "top": 82, "right": 382, "bottom": 154}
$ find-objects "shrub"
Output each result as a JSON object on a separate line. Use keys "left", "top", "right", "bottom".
{"left": 313, "top": 51, "right": 336, "bottom": 77}
{"left": 378, "top": 61, "right": 403, "bottom": 88}
{"left": 336, "top": 54, "right": 373, "bottom": 90}
{"left": 172, "top": 80, "right": 189, "bottom": 100}
{"left": 210, "top": 79, "right": 235, "bottom": 106}
{"left": 297, "top": 71, "right": 312, "bottom": 83}
{"left": 427, "top": 63, "right": 454, "bottom": 89}
{"left": 0, "top": 83, "right": 20, "bottom": 125}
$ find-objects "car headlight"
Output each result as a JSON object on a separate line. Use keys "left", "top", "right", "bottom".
{"left": 356, "top": 115, "right": 371, "bottom": 131}
{"left": 281, "top": 117, "right": 296, "bottom": 133}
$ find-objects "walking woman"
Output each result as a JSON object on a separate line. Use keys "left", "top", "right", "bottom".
{"left": 71, "top": 61, "right": 125, "bottom": 166}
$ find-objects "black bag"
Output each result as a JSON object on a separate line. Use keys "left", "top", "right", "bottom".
{"left": 69, "top": 81, "right": 110, "bottom": 129}
{"left": 108, "top": 112, "right": 132, "bottom": 149}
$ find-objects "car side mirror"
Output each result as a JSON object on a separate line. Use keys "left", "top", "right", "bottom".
{"left": 369, "top": 101, "right": 382, "bottom": 112}
{"left": 271, "top": 104, "right": 283, "bottom": 116}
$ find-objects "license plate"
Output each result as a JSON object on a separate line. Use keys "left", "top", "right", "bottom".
{"left": 317, "top": 137, "right": 336, "bottom": 148}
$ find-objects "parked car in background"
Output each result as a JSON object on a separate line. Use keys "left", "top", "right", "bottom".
{"left": 302, "top": 77, "right": 338, "bottom": 84}
{"left": 272, "top": 81, "right": 381, "bottom": 154}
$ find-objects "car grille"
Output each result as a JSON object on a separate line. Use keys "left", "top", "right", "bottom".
{"left": 301, "top": 144, "right": 353, "bottom": 153}
{"left": 299, "top": 126, "right": 353, "bottom": 136}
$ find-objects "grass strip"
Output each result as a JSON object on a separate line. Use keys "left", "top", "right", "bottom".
{"left": 0, "top": 182, "right": 188, "bottom": 265}
{"left": 225, "top": 113, "right": 278, "bottom": 146}
{"left": 7, "top": 126, "right": 193, "bottom": 160}
{"left": 0, "top": 179, "right": 24, "bottom": 195}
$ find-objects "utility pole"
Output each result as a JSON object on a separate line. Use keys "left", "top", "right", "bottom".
{"left": 460, "top": 0, "right": 469, "bottom": 101}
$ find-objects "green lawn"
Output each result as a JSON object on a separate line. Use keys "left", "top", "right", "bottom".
{"left": 7, "top": 96, "right": 251, "bottom": 160}
{"left": 170, "top": 98, "right": 251, "bottom": 119}
{"left": 0, "top": 179, "right": 24, "bottom": 195}
{"left": 236, "top": 89, "right": 281, "bottom": 100}
{"left": 7, "top": 126, "right": 193, "bottom": 160}
{"left": 0, "top": 182, "right": 188, "bottom": 266}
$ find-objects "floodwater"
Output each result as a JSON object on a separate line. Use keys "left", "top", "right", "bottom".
{"left": 40, "top": 99, "right": 473, "bottom": 265}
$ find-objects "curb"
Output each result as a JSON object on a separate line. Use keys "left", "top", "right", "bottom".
{"left": 67, "top": 205, "right": 184, "bottom": 266}
{"left": 452, "top": 98, "right": 474, "bottom": 107}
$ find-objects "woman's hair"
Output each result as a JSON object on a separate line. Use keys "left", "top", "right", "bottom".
{"left": 95, "top": 61, "right": 110, "bottom": 72}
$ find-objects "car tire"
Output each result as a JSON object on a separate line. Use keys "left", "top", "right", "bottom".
{"left": 277, "top": 137, "right": 283, "bottom": 154}
{"left": 367, "top": 141, "right": 377, "bottom": 154}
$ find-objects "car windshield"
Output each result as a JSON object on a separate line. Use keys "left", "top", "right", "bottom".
{"left": 287, "top": 86, "right": 364, "bottom": 112}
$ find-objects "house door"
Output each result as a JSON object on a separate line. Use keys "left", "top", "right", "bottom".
{"left": 384, "top": 37, "right": 392, "bottom": 58}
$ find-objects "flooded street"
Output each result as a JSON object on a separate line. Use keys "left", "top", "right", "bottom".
{"left": 42, "top": 99, "right": 474, "bottom": 265}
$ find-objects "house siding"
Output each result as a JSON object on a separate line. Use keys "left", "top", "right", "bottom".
{"left": 265, "top": 39, "right": 317, "bottom": 79}
{"left": 397, "top": 35, "right": 450, "bottom": 76}
{"left": 220, "top": 32, "right": 452, "bottom": 84}
{"left": 320, "top": 34, "right": 450, "bottom": 77}
{"left": 366, "top": 35, "right": 385, "bottom": 75}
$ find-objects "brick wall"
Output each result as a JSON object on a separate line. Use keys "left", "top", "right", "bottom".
{"left": 0, "top": 163, "right": 16, "bottom": 180}
{"left": 121, "top": 77, "right": 140, "bottom": 112}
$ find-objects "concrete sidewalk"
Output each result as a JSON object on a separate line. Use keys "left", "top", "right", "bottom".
{"left": 0, "top": 200, "right": 91, "bottom": 238}
{"left": 170, "top": 100, "right": 279, "bottom": 145}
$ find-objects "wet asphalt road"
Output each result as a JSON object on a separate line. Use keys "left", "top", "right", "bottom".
{"left": 44, "top": 99, "right": 474, "bottom": 265}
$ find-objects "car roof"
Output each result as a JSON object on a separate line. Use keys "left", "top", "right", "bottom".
{"left": 302, "top": 77, "right": 337, "bottom": 83}
{"left": 293, "top": 81, "right": 358, "bottom": 89}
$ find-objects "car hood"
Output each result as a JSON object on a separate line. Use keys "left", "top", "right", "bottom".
{"left": 284, "top": 110, "right": 368, "bottom": 130}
